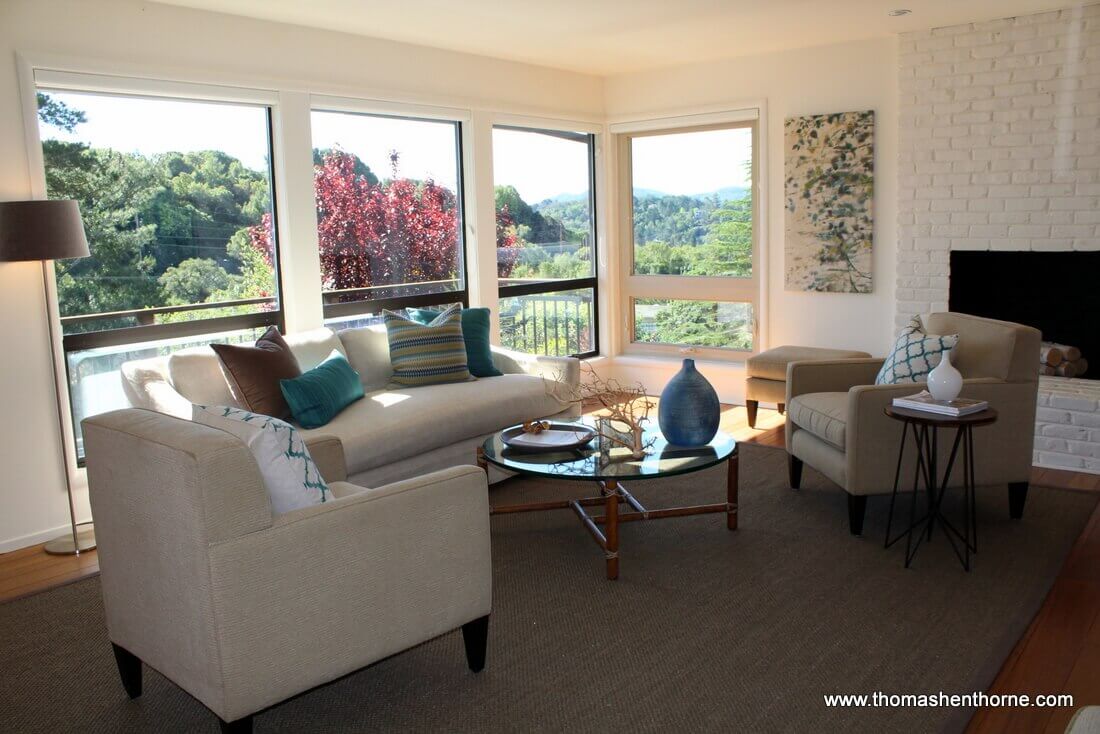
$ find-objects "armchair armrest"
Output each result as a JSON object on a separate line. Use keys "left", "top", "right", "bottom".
{"left": 786, "top": 358, "right": 885, "bottom": 402}
{"left": 490, "top": 345, "right": 580, "bottom": 388}
{"left": 206, "top": 465, "right": 491, "bottom": 721}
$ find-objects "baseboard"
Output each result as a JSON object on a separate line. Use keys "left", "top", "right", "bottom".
{"left": 0, "top": 523, "right": 75, "bottom": 554}
{"left": 1033, "top": 461, "right": 1100, "bottom": 477}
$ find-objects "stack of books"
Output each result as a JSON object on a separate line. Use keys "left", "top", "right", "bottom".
{"left": 892, "top": 390, "right": 989, "bottom": 417}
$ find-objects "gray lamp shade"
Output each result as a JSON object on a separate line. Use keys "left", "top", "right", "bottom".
{"left": 0, "top": 200, "right": 90, "bottom": 262}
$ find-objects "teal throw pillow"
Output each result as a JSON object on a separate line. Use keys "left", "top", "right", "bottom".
{"left": 875, "top": 316, "right": 960, "bottom": 385}
{"left": 409, "top": 306, "right": 503, "bottom": 377}
{"left": 279, "top": 351, "right": 364, "bottom": 429}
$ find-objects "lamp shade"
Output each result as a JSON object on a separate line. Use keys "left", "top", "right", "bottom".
{"left": 0, "top": 200, "right": 90, "bottom": 262}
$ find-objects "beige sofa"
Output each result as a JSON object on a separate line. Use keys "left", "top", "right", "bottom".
{"left": 83, "top": 408, "right": 493, "bottom": 732}
{"left": 120, "top": 325, "right": 580, "bottom": 487}
{"left": 785, "top": 312, "right": 1041, "bottom": 535}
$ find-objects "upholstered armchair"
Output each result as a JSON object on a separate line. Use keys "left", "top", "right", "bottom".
{"left": 785, "top": 312, "right": 1041, "bottom": 536}
{"left": 82, "top": 409, "right": 492, "bottom": 733}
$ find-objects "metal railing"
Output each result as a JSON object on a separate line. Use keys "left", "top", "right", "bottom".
{"left": 499, "top": 292, "right": 591, "bottom": 357}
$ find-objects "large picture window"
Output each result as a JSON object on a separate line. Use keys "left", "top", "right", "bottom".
{"left": 620, "top": 120, "right": 758, "bottom": 355}
{"left": 35, "top": 84, "right": 282, "bottom": 457}
{"left": 311, "top": 109, "right": 466, "bottom": 324}
{"left": 493, "top": 125, "right": 597, "bottom": 357}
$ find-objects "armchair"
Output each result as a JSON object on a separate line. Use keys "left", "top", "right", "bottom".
{"left": 82, "top": 408, "right": 492, "bottom": 733}
{"left": 785, "top": 312, "right": 1041, "bottom": 536}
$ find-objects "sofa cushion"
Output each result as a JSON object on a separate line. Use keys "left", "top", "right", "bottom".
{"left": 789, "top": 392, "right": 848, "bottom": 451}
{"left": 337, "top": 325, "right": 394, "bottom": 392}
{"left": 211, "top": 327, "right": 302, "bottom": 419}
{"left": 283, "top": 327, "right": 347, "bottom": 371}
{"left": 747, "top": 345, "right": 872, "bottom": 382}
{"left": 301, "top": 374, "right": 568, "bottom": 476}
{"left": 383, "top": 305, "right": 471, "bottom": 387}
{"left": 168, "top": 347, "right": 240, "bottom": 408}
{"left": 409, "top": 307, "right": 503, "bottom": 378}
{"left": 280, "top": 351, "right": 365, "bottom": 429}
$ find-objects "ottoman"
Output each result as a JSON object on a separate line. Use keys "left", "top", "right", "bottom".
{"left": 745, "top": 345, "right": 872, "bottom": 428}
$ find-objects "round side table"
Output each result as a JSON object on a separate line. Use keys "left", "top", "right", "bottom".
{"left": 883, "top": 405, "right": 998, "bottom": 571}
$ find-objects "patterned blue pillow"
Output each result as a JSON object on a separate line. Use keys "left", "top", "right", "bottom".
{"left": 875, "top": 316, "right": 959, "bottom": 385}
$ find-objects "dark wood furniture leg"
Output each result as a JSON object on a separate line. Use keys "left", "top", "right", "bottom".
{"left": 461, "top": 615, "right": 489, "bottom": 672}
{"left": 746, "top": 399, "right": 759, "bottom": 428}
{"left": 476, "top": 446, "right": 488, "bottom": 477}
{"left": 727, "top": 453, "right": 739, "bottom": 530}
{"left": 219, "top": 716, "right": 253, "bottom": 734}
{"left": 1008, "top": 482, "right": 1028, "bottom": 519}
{"left": 112, "top": 643, "right": 142, "bottom": 699}
{"left": 788, "top": 454, "right": 803, "bottom": 489}
{"left": 604, "top": 480, "right": 620, "bottom": 580}
{"left": 847, "top": 493, "right": 868, "bottom": 536}
{"left": 777, "top": 402, "right": 785, "bottom": 415}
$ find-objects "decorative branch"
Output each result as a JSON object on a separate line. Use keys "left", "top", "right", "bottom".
{"left": 547, "top": 363, "right": 656, "bottom": 459}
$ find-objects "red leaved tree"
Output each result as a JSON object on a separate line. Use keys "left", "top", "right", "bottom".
{"left": 496, "top": 204, "right": 520, "bottom": 279}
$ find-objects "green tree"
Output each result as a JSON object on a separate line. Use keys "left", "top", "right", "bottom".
{"left": 36, "top": 93, "right": 86, "bottom": 132}
{"left": 159, "top": 258, "right": 232, "bottom": 305}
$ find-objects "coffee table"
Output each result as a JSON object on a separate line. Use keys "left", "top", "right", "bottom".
{"left": 477, "top": 418, "right": 738, "bottom": 580}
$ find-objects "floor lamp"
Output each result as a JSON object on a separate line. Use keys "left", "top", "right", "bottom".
{"left": 0, "top": 200, "right": 92, "bottom": 555}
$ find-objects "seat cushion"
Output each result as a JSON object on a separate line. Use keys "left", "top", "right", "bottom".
{"left": 211, "top": 327, "right": 302, "bottom": 419}
{"left": 300, "top": 374, "right": 569, "bottom": 476}
{"left": 747, "top": 345, "right": 872, "bottom": 381}
{"left": 788, "top": 392, "right": 848, "bottom": 451}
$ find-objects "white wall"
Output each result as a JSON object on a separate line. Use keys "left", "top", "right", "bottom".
{"left": 896, "top": 5, "right": 1100, "bottom": 329}
{"left": 602, "top": 37, "right": 899, "bottom": 400}
{"left": 0, "top": 0, "right": 604, "bottom": 552}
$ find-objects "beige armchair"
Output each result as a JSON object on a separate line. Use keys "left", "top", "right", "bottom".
{"left": 83, "top": 409, "right": 492, "bottom": 733}
{"left": 785, "top": 312, "right": 1041, "bottom": 536}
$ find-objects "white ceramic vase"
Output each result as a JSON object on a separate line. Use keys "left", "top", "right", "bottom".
{"left": 928, "top": 349, "right": 963, "bottom": 401}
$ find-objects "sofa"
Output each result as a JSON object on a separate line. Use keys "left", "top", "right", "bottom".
{"left": 83, "top": 408, "right": 492, "bottom": 732}
{"left": 120, "top": 324, "right": 581, "bottom": 487}
{"left": 785, "top": 312, "right": 1041, "bottom": 535}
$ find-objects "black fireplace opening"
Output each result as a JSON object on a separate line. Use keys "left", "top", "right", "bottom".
{"left": 949, "top": 251, "right": 1099, "bottom": 379}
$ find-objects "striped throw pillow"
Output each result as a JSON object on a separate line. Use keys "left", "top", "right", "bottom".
{"left": 383, "top": 305, "right": 472, "bottom": 387}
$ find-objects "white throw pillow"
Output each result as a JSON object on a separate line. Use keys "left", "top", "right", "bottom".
{"left": 192, "top": 404, "right": 331, "bottom": 514}
{"left": 875, "top": 316, "right": 960, "bottom": 385}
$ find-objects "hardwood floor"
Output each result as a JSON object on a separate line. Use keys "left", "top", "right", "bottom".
{"left": 2, "top": 404, "right": 1098, "bottom": 729}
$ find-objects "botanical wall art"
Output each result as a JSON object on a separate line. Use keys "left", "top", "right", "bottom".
{"left": 784, "top": 110, "right": 874, "bottom": 293}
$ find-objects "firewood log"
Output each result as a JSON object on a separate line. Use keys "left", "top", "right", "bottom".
{"left": 1073, "top": 358, "right": 1088, "bottom": 377}
{"left": 1044, "top": 342, "right": 1081, "bottom": 362}
{"left": 1039, "top": 344, "right": 1064, "bottom": 367}
{"left": 1054, "top": 361, "right": 1079, "bottom": 378}
{"left": 1040, "top": 364, "right": 1056, "bottom": 376}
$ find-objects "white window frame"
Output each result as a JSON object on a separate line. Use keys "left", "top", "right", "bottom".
{"left": 614, "top": 110, "right": 763, "bottom": 360}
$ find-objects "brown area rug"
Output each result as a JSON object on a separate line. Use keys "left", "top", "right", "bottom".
{"left": 1, "top": 443, "right": 1094, "bottom": 733}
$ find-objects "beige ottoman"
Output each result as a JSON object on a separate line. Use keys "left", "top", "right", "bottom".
{"left": 745, "top": 345, "right": 872, "bottom": 428}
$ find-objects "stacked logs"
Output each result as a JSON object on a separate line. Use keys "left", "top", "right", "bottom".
{"left": 1040, "top": 342, "right": 1089, "bottom": 377}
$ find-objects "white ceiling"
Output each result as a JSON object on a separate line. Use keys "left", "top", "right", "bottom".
{"left": 153, "top": 0, "right": 1076, "bottom": 75}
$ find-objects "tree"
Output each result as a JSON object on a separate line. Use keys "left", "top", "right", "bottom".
{"left": 313, "top": 148, "right": 377, "bottom": 186}
{"left": 36, "top": 93, "right": 86, "bottom": 132}
{"left": 496, "top": 204, "right": 520, "bottom": 278}
{"left": 159, "top": 258, "right": 233, "bottom": 305}
{"left": 312, "top": 150, "right": 459, "bottom": 296}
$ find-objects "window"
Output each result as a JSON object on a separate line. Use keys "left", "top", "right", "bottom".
{"left": 493, "top": 125, "right": 597, "bottom": 357}
{"left": 311, "top": 109, "right": 466, "bottom": 323}
{"left": 35, "top": 85, "right": 282, "bottom": 457}
{"left": 620, "top": 121, "right": 758, "bottom": 355}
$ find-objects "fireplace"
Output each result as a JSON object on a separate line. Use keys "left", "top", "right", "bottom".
{"left": 949, "top": 251, "right": 1099, "bottom": 380}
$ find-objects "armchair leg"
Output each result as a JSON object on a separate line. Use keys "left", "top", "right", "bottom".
{"left": 788, "top": 454, "right": 803, "bottom": 489}
{"left": 1009, "top": 482, "right": 1029, "bottom": 519}
{"left": 219, "top": 716, "right": 252, "bottom": 734}
{"left": 746, "top": 400, "right": 759, "bottom": 428}
{"left": 847, "top": 494, "right": 868, "bottom": 537}
{"left": 112, "top": 643, "right": 142, "bottom": 699}
{"left": 777, "top": 402, "right": 785, "bottom": 415}
{"left": 462, "top": 615, "right": 489, "bottom": 672}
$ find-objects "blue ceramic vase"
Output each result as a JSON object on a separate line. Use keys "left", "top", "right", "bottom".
{"left": 658, "top": 358, "right": 720, "bottom": 446}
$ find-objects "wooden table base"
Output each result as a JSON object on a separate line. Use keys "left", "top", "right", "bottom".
{"left": 479, "top": 448, "right": 739, "bottom": 580}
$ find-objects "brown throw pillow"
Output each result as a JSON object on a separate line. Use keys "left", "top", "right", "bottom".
{"left": 211, "top": 327, "right": 301, "bottom": 418}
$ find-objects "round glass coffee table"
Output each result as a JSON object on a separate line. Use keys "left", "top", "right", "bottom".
{"left": 477, "top": 418, "right": 738, "bottom": 580}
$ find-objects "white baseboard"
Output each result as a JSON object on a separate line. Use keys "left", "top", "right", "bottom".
{"left": 0, "top": 523, "right": 75, "bottom": 554}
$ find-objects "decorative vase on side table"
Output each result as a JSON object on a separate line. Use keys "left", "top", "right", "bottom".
{"left": 928, "top": 348, "right": 963, "bottom": 401}
{"left": 659, "top": 358, "right": 720, "bottom": 446}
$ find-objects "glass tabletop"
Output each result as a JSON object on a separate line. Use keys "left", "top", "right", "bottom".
{"left": 480, "top": 416, "right": 736, "bottom": 482}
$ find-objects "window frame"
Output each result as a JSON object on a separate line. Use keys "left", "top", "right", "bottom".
{"left": 493, "top": 124, "right": 600, "bottom": 359}
{"left": 616, "top": 117, "right": 761, "bottom": 359}
{"left": 308, "top": 102, "right": 472, "bottom": 324}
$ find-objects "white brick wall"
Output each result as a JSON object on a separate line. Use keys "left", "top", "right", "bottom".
{"left": 896, "top": 5, "right": 1100, "bottom": 328}
{"left": 1035, "top": 377, "right": 1100, "bottom": 473}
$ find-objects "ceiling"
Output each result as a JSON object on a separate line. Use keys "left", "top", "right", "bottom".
{"left": 153, "top": 0, "right": 1076, "bottom": 75}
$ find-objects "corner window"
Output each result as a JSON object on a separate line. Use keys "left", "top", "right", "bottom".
{"left": 311, "top": 109, "right": 466, "bottom": 324}
{"left": 493, "top": 125, "right": 597, "bottom": 357}
{"left": 620, "top": 121, "right": 758, "bottom": 355}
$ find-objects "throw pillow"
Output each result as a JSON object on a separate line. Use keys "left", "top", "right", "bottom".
{"left": 408, "top": 306, "right": 503, "bottom": 378}
{"left": 383, "top": 304, "right": 472, "bottom": 387}
{"left": 192, "top": 404, "right": 330, "bottom": 514}
{"left": 875, "top": 316, "right": 960, "bottom": 385}
{"left": 211, "top": 326, "right": 301, "bottom": 419}
{"left": 280, "top": 351, "right": 365, "bottom": 429}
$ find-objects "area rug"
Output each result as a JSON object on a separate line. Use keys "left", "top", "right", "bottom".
{"left": 1, "top": 444, "right": 1095, "bottom": 732}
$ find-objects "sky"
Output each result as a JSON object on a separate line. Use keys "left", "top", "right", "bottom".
{"left": 39, "top": 90, "right": 753, "bottom": 203}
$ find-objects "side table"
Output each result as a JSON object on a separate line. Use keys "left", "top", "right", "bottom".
{"left": 883, "top": 405, "right": 998, "bottom": 571}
